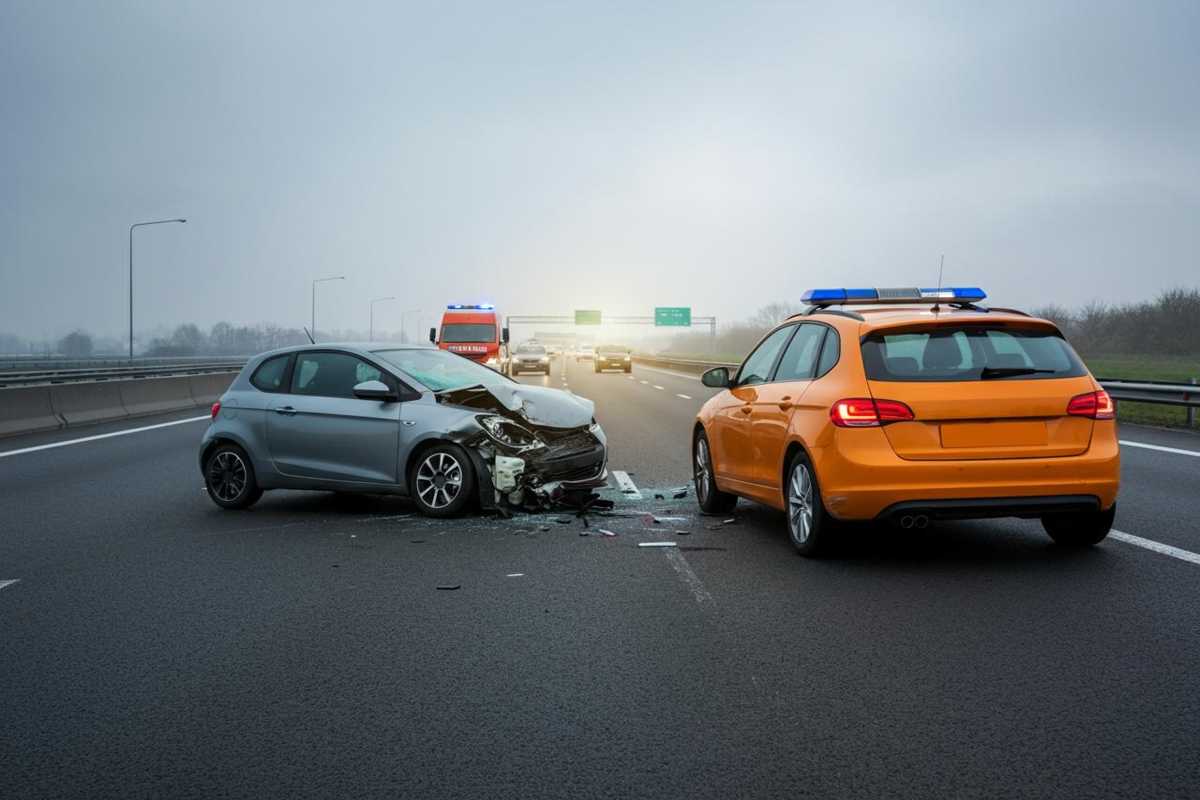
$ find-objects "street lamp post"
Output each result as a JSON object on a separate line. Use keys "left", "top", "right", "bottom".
{"left": 369, "top": 296, "right": 396, "bottom": 341}
{"left": 311, "top": 276, "right": 345, "bottom": 342}
{"left": 129, "top": 218, "right": 186, "bottom": 360}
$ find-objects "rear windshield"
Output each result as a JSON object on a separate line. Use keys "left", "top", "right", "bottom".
{"left": 861, "top": 325, "right": 1086, "bottom": 381}
{"left": 517, "top": 344, "right": 545, "bottom": 354}
{"left": 441, "top": 323, "right": 496, "bottom": 343}
{"left": 597, "top": 345, "right": 629, "bottom": 353}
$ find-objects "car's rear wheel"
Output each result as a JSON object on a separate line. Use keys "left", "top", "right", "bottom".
{"left": 1042, "top": 505, "right": 1115, "bottom": 546}
{"left": 204, "top": 443, "right": 263, "bottom": 510}
{"left": 693, "top": 429, "right": 737, "bottom": 514}
{"left": 410, "top": 444, "right": 475, "bottom": 517}
{"left": 785, "top": 451, "right": 835, "bottom": 557}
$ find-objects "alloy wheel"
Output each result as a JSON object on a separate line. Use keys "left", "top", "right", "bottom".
{"left": 208, "top": 451, "right": 247, "bottom": 502}
{"left": 415, "top": 452, "right": 464, "bottom": 509}
{"left": 788, "top": 462, "right": 814, "bottom": 544}
{"left": 695, "top": 437, "right": 712, "bottom": 503}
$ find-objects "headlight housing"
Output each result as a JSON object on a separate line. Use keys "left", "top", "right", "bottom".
{"left": 477, "top": 415, "right": 545, "bottom": 450}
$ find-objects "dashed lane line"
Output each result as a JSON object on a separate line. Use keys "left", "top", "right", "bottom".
{"left": 1120, "top": 440, "right": 1200, "bottom": 458}
{"left": 0, "top": 416, "right": 210, "bottom": 459}
{"left": 611, "top": 470, "right": 643, "bottom": 500}
{"left": 676, "top": 394, "right": 693, "bottom": 400}
{"left": 639, "top": 380, "right": 649, "bottom": 385}
{"left": 664, "top": 548, "right": 714, "bottom": 607}
{"left": 653, "top": 385, "right": 665, "bottom": 390}
{"left": 1111, "top": 530, "right": 1200, "bottom": 567}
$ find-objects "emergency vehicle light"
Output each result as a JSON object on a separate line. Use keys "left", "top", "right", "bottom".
{"left": 446, "top": 304, "right": 496, "bottom": 310}
{"left": 801, "top": 287, "right": 986, "bottom": 305}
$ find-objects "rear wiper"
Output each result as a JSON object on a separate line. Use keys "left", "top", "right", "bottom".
{"left": 979, "top": 367, "right": 1056, "bottom": 380}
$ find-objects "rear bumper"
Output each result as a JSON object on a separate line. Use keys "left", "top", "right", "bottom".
{"left": 814, "top": 423, "right": 1120, "bottom": 520}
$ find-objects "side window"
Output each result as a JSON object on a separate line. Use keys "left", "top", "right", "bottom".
{"left": 774, "top": 324, "right": 826, "bottom": 381}
{"left": 736, "top": 326, "right": 795, "bottom": 386}
{"left": 291, "top": 352, "right": 386, "bottom": 399}
{"left": 816, "top": 328, "right": 840, "bottom": 377}
{"left": 250, "top": 354, "right": 292, "bottom": 393}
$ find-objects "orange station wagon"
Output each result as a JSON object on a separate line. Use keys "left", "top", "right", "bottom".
{"left": 692, "top": 288, "right": 1120, "bottom": 556}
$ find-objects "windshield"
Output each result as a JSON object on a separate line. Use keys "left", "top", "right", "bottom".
{"left": 861, "top": 325, "right": 1087, "bottom": 381}
{"left": 441, "top": 323, "right": 496, "bottom": 343}
{"left": 597, "top": 345, "right": 629, "bottom": 353}
{"left": 516, "top": 344, "right": 545, "bottom": 354}
{"left": 373, "top": 348, "right": 510, "bottom": 392}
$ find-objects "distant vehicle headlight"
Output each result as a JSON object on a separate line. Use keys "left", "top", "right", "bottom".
{"left": 539, "top": 356, "right": 549, "bottom": 363}
{"left": 623, "top": 354, "right": 631, "bottom": 361}
{"left": 485, "top": 357, "right": 498, "bottom": 367}
{"left": 477, "top": 415, "right": 545, "bottom": 449}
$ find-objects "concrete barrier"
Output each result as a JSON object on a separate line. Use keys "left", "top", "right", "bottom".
{"left": 118, "top": 376, "right": 197, "bottom": 418}
{"left": 0, "top": 386, "right": 62, "bottom": 437}
{"left": 49, "top": 382, "right": 129, "bottom": 427}
{"left": 188, "top": 373, "right": 235, "bottom": 406}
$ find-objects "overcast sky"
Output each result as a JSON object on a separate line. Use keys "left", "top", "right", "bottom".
{"left": 2, "top": 0, "right": 1198, "bottom": 341}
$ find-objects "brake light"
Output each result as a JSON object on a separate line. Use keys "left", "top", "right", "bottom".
{"left": 830, "top": 398, "right": 914, "bottom": 427}
{"left": 211, "top": 401, "right": 221, "bottom": 419}
{"left": 1067, "top": 390, "right": 1115, "bottom": 420}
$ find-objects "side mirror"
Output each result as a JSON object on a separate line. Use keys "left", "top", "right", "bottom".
{"left": 352, "top": 380, "right": 398, "bottom": 401}
{"left": 501, "top": 326, "right": 510, "bottom": 344}
{"left": 428, "top": 327, "right": 437, "bottom": 344}
{"left": 701, "top": 366, "right": 732, "bottom": 388}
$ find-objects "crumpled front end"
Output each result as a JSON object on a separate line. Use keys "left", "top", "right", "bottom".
{"left": 438, "top": 383, "right": 609, "bottom": 510}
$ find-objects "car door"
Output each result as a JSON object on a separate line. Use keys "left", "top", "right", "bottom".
{"left": 748, "top": 323, "right": 827, "bottom": 487}
{"left": 266, "top": 350, "right": 402, "bottom": 484}
{"left": 709, "top": 325, "right": 796, "bottom": 484}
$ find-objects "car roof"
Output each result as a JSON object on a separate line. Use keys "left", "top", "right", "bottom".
{"left": 787, "top": 305, "right": 1056, "bottom": 334}
{"left": 251, "top": 342, "right": 438, "bottom": 360}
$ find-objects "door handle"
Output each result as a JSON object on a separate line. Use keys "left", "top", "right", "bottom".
{"left": 274, "top": 406, "right": 297, "bottom": 416}
{"left": 778, "top": 395, "right": 793, "bottom": 411}
{"left": 739, "top": 406, "right": 752, "bottom": 415}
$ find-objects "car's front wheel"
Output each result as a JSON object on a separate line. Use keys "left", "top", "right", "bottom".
{"left": 410, "top": 444, "right": 475, "bottom": 517}
{"left": 204, "top": 443, "right": 263, "bottom": 510}
{"left": 694, "top": 429, "right": 737, "bottom": 514}
{"left": 785, "top": 451, "right": 835, "bottom": 557}
{"left": 1042, "top": 505, "right": 1115, "bottom": 546}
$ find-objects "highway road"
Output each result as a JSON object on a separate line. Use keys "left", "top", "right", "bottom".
{"left": 3, "top": 356, "right": 1199, "bottom": 799}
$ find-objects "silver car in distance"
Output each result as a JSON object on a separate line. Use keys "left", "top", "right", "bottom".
{"left": 199, "top": 344, "right": 608, "bottom": 517}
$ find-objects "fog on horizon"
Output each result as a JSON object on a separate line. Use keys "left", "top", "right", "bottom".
{"left": 2, "top": 1, "right": 1198, "bottom": 347}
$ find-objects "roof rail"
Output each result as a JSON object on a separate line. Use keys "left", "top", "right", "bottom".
{"left": 802, "top": 307, "right": 864, "bottom": 321}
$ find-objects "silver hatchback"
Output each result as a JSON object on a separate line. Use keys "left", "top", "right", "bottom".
{"left": 199, "top": 344, "right": 608, "bottom": 516}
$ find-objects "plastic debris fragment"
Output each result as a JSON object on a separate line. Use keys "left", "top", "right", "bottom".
{"left": 638, "top": 541, "right": 677, "bottom": 548}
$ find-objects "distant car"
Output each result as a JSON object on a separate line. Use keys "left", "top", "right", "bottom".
{"left": 693, "top": 287, "right": 1120, "bottom": 557}
{"left": 200, "top": 344, "right": 607, "bottom": 517}
{"left": 594, "top": 345, "right": 632, "bottom": 373}
{"left": 576, "top": 344, "right": 595, "bottom": 363}
{"left": 511, "top": 343, "right": 551, "bottom": 375}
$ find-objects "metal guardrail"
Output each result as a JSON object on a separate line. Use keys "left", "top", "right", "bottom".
{"left": 634, "top": 356, "right": 1200, "bottom": 425}
{"left": 0, "top": 355, "right": 252, "bottom": 372}
{"left": 0, "top": 360, "right": 247, "bottom": 388}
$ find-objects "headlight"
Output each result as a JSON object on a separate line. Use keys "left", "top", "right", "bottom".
{"left": 477, "top": 415, "right": 545, "bottom": 449}
{"left": 539, "top": 356, "right": 549, "bottom": 363}
{"left": 623, "top": 354, "right": 631, "bottom": 361}
{"left": 485, "top": 357, "right": 498, "bottom": 366}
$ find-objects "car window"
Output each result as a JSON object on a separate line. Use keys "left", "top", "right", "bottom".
{"left": 517, "top": 344, "right": 545, "bottom": 354}
{"left": 441, "top": 323, "right": 496, "bottom": 343}
{"left": 774, "top": 324, "right": 826, "bottom": 381}
{"left": 815, "top": 328, "right": 840, "bottom": 377}
{"left": 291, "top": 352, "right": 385, "bottom": 398}
{"left": 736, "top": 325, "right": 795, "bottom": 386}
{"left": 374, "top": 348, "right": 510, "bottom": 392}
{"left": 250, "top": 354, "right": 292, "bottom": 392}
{"left": 860, "top": 325, "right": 1085, "bottom": 381}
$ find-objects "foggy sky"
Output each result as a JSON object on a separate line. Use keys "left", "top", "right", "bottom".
{"left": 2, "top": 0, "right": 1198, "bottom": 342}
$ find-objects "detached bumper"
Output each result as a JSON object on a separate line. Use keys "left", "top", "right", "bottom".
{"left": 813, "top": 423, "right": 1121, "bottom": 521}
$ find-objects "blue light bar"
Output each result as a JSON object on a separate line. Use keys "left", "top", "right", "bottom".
{"left": 446, "top": 303, "right": 496, "bottom": 310}
{"left": 802, "top": 287, "right": 986, "bottom": 305}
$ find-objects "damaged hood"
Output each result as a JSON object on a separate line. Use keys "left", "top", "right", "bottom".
{"left": 436, "top": 382, "right": 595, "bottom": 429}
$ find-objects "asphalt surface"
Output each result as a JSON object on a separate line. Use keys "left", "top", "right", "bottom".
{"left": 3, "top": 356, "right": 1199, "bottom": 799}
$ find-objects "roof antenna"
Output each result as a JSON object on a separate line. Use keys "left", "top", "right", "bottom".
{"left": 931, "top": 254, "right": 945, "bottom": 313}
{"left": 302, "top": 326, "right": 315, "bottom": 344}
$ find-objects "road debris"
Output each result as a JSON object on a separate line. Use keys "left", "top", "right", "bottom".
{"left": 506, "top": 573, "right": 524, "bottom": 577}
{"left": 638, "top": 541, "right": 678, "bottom": 548}
{"left": 674, "top": 529, "right": 691, "bottom": 536}
{"left": 598, "top": 528, "right": 618, "bottom": 537}
{"left": 436, "top": 584, "right": 461, "bottom": 591}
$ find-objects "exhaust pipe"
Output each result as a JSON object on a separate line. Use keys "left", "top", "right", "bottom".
{"left": 913, "top": 514, "right": 929, "bottom": 529}
{"left": 899, "top": 515, "right": 915, "bottom": 529}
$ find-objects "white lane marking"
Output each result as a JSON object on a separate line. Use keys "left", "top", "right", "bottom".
{"left": 639, "top": 541, "right": 676, "bottom": 548}
{"left": 506, "top": 573, "right": 525, "bottom": 578}
{"left": 636, "top": 364, "right": 706, "bottom": 382}
{"left": 0, "top": 416, "right": 209, "bottom": 459}
{"left": 1110, "top": 530, "right": 1200, "bottom": 566}
{"left": 665, "top": 547, "right": 714, "bottom": 606}
{"left": 653, "top": 385, "right": 665, "bottom": 391}
{"left": 612, "top": 469, "right": 643, "bottom": 500}
{"left": 676, "top": 393, "right": 693, "bottom": 400}
{"left": 639, "top": 380, "right": 649, "bottom": 385}
{"left": 0, "top": 579, "right": 19, "bottom": 592}
{"left": 1120, "top": 440, "right": 1200, "bottom": 458}
{"left": 627, "top": 375, "right": 636, "bottom": 380}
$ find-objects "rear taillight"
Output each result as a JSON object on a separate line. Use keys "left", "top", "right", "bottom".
{"left": 830, "top": 398, "right": 915, "bottom": 427}
{"left": 211, "top": 401, "right": 221, "bottom": 419}
{"left": 1067, "top": 390, "right": 1115, "bottom": 420}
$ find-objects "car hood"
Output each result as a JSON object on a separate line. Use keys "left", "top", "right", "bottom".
{"left": 436, "top": 383, "right": 595, "bottom": 429}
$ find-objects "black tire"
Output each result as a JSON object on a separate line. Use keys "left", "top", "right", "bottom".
{"left": 624, "top": 366, "right": 631, "bottom": 373}
{"left": 204, "top": 443, "right": 263, "bottom": 510}
{"left": 594, "top": 364, "right": 601, "bottom": 373}
{"left": 1042, "top": 505, "right": 1115, "bottom": 546}
{"left": 693, "top": 429, "right": 738, "bottom": 515}
{"left": 511, "top": 368, "right": 519, "bottom": 376}
{"left": 408, "top": 443, "right": 476, "bottom": 518}
{"left": 784, "top": 450, "right": 837, "bottom": 557}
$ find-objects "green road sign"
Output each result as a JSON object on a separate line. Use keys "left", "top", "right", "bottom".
{"left": 575, "top": 309, "right": 602, "bottom": 325}
{"left": 654, "top": 306, "right": 692, "bottom": 327}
